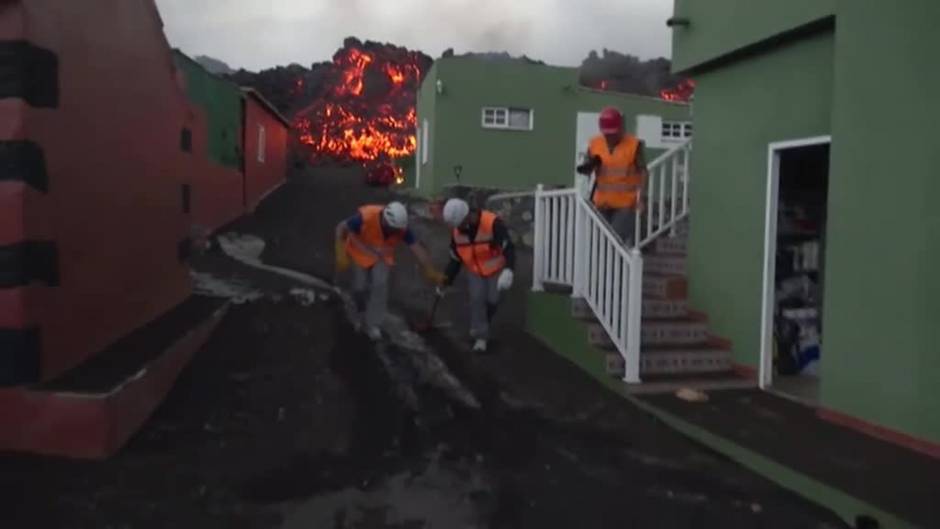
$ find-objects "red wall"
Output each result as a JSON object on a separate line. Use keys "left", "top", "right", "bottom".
{"left": 1, "top": 0, "right": 193, "bottom": 381}
{"left": 243, "top": 96, "right": 289, "bottom": 210}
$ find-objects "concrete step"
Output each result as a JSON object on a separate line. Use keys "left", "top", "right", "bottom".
{"left": 643, "top": 274, "right": 687, "bottom": 301}
{"left": 605, "top": 348, "right": 733, "bottom": 378}
{"left": 641, "top": 318, "right": 708, "bottom": 346}
{"left": 644, "top": 254, "right": 687, "bottom": 276}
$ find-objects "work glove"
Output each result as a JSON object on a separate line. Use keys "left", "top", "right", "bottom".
{"left": 497, "top": 269, "right": 514, "bottom": 291}
{"left": 424, "top": 266, "right": 446, "bottom": 286}
{"left": 335, "top": 240, "right": 350, "bottom": 272}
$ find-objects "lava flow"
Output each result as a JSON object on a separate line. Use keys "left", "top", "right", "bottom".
{"left": 660, "top": 79, "right": 696, "bottom": 102}
{"left": 294, "top": 39, "right": 432, "bottom": 164}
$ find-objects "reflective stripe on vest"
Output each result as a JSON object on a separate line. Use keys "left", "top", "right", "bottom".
{"left": 454, "top": 210, "right": 506, "bottom": 278}
{"left": 590, "top": 134, "right": 642, "bottom": 209}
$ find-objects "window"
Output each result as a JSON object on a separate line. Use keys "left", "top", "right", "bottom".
{"left": 482, "top": 107, "right": 533, "bottom": 131}
{"left": 662, "top": 120, "right": 692, "bottom": 142}
{"left": 421, "top": 119, "right": 429, "bottom": 165}
{"left": 180, "top": 128, "right": 192, "bottom": 153}
{"left": 257, "top": 125, "right": 266, "bottom": 163}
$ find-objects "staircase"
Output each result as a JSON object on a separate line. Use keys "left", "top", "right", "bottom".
{"left": 573, "top": 222, "right": 737, "bottom": 383}
{"left": 532, "top": 139, "right": 752, "bottom": 391}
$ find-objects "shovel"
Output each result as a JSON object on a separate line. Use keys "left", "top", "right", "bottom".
{"left": 411, "top": 289, "right": 446, "bottom": 333}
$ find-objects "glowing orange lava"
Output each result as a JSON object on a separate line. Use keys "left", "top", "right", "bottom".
{"left": 660, "top": 79, "right": 696, "bottom": 102}
{"left": 294, "top": 44, "right": 426, "bottom": 163}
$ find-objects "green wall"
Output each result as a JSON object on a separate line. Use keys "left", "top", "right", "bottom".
{"left": 420, "top": 58, "right": 579, "bottom": 195}
{"left": 821, "top": 0, "right": 940, "bottom": 443}
{"left": 685, "top": 31, "right": 834, "bottom": 368}
{"left": 671, "top": 0, "right": 836, "bottom": 73}
{"left": 525, "top": 292, "right": 623, "bottom": 394}
{"left": 415, "top": 62, "right": 439, "bottom": 191}
{"left": 416, "top": 57, "right": 691, "bottom": 197}
{"left": 173, "top": 51, "right": 243, "bottom": 169}
{"left": 677, "top": 0, "right": 940, "bottom": 443}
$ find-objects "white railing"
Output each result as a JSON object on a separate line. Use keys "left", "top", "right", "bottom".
{"left": 533, "top": 185, "right": 643, "bottom": 383}
{"left": 636, "top": 139, "right": 692, "bottom": 249}
{"left": 532, "top": 187, "right": 579, "bottom": 288}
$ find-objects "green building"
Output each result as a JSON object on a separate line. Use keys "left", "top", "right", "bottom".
{"left": 414, "top": 57, "right": 691, "bottom": 196}
{"left": 670, "top": 0, "right": 940, "bottom": 445}
{"left": 172, "top": 50, "right": 244, "bottom": 170}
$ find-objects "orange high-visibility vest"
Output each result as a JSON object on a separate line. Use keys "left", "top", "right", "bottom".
{"left": 345, "top": 205, "right": 405, "bottom": 268}
{"left": 589, "top": 134, "right": 643, "bottom": 209}
{"left": 454, "top": 210, "right": 506, "bottom": 278}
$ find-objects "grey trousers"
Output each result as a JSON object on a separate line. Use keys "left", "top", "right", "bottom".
{"left": 600, "top": 207, "right": 637, "bottom": 247}
{"left": 351, "top": 261, "right": 389, "bottom": 329}
{"left": 467, "top": 273, "right": 500, "bottom": 340}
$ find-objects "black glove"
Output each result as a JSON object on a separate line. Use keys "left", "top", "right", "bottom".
{"left": 576, "top": 155, "right": 601, "bottom": 176}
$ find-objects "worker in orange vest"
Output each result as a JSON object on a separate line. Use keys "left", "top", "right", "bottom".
{"left": 335, "top": 201, "right": 444, "bottom": 340}
{"left": 440, "top": 198, "right": 515, "bottom": 353}
{"left": 576, "top": 106, "right": 648, "bottom": 246}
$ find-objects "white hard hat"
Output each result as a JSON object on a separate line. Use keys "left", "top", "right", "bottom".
{"left": 382, "top": 201, "right": 408, "bottom": 229}
{"left": 442, "top": 198, "right": 470, "bottom": 228}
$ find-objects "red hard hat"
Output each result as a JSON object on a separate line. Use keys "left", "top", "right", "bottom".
{"left": 598, "top": 107, "right": 623, "bottom": 134}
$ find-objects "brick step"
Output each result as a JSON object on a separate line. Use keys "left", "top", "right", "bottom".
{"left": 644, "top": 299, "right": 689, "bottom": 319}
{"left": 651, "top": 235, "right": 688, "bottom": 256}
{"left": 587, "top": 320, "right": 710, "bottom": 350}
{"left": 642, "top": 274, "right": 687, "bottom": 301}
{"left": 644, "top": 254, "right": 687, "bottom": 276}
{"left": 605, "top": 347, "right": 733, "bottom": 377}
{"left": 642, "top": 219, "right": 690, "bottom": 237}
{"left": 642, "top": 318, "right": 708, "bottom": 346}
{"left": 572, "top": 298, "right": 690, "bottom": 322}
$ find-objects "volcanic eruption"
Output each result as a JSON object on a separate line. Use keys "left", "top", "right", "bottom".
{"left": 294, "top": 38, "right": 433, "bottom": 165}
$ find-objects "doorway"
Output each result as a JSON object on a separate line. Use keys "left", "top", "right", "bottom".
{"left": 759, "top": 137, "right": 831, "bottom": 404}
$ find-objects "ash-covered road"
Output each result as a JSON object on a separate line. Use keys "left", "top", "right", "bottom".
{"left": 0, "top": 167, "right": 848, "bottom": 529}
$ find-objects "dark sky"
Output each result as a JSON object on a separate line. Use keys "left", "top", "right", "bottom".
{"left": 155, "top": 0, "right": 673, "bottom": 71}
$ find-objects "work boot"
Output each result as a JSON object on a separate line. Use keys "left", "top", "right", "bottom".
{"left": 472, "top": 339, "right": 488, "bottom": 353}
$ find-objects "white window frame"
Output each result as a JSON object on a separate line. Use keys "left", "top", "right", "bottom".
{"left": 662, "top": 120, "right": 692, "bottom": 143}
{"left": 257, "top": 124, "right": 266, "bottom": 163}
{"left": 421, "top": 119, "right": 429, "bottom": 165}
{"left": 482, "top": 106, "right": 534, "bottom": 131}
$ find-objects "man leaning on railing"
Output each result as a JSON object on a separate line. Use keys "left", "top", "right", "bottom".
{"left": 576, "top": 107, "right": 648, "bottom": 247}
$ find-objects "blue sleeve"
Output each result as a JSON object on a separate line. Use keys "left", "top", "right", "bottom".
{"left": 345, "top": 213, "right": 363, "bottom": 234}
{"left": 403, "top": 228, "right": 417, "bottom": 246}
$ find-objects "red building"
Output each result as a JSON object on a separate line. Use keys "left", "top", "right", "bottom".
{"left": 0, "top": 1, "right": 288, "bottom": 458}
{"left": 242, "top": 88, "right": 290, "bottom": 211}
{"left": 0, "top": 0, "right": 193, "bottom": 386}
